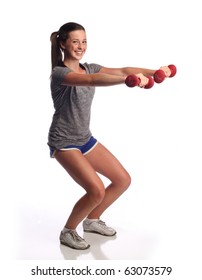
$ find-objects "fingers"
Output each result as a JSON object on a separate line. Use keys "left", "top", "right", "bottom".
{"left": 125, "top": 74, "right": 154, "bottom": 89}
{"left": 136, "top": 73, "right": 149, "bottom": 88}
{"left": 125, "top": 64, "right": 177, "bottom": 89}
{"left": 160, "top": 66, "right": 171, "bottom": 77}
{"left": 154, "top": 65, "right": 177, "bottom": 83}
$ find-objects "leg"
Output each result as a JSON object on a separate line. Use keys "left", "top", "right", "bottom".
{"left": 54, "top": 149, "right": 105, "bottom": 229}
{"left": 85, "top": 142, "right": 131, "bottom": 218}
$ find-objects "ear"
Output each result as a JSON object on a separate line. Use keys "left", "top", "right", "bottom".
{"left": 59, "top": 41, "right": 66, "bottom": 50}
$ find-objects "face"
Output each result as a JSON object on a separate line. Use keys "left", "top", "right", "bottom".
{"left": 61, "top": 30, "right": 87, "bottom": 60}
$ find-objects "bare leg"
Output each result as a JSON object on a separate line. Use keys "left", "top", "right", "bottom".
{"left": 54, "top": 149, "right": 105, "bottom": 229}
{"left": 85, "top": 143, "right": 131, "bottom": 219}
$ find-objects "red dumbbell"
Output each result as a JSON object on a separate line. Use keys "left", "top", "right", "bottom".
{"left": 144, "top": 76, "right": 154, "bottom": 89}
{"left": 154, "top": 64, "right": 177, "bottom": 83}
{"left": 125, "top": 75, "right": 154, "bottom": 89}
{"left": 125, "top": 75, "right": 140, "bottom": 87}
{"left": 168, "top": 64, "right": 177, "bottom": 77}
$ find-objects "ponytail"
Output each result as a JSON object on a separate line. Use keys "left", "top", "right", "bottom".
{"left": 50, "top": 32, "right": 63, "bottom": 70}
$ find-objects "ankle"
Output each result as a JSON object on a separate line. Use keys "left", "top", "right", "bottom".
{"left": 86, "top": 217, "right": 99, "bottom": 221}
{"left": 62, "top": 227, "right": 76, "bottom": 234}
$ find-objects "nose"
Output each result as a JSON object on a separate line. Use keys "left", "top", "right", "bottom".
{"left": 77, "top": 41, "right": 86, "bottom": 49}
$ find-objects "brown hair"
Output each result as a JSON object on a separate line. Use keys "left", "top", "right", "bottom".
{"left": 50, "top": 22, "right": 85, "bottom": 69}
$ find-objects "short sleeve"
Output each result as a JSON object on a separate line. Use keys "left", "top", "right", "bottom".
{"left": 83, "top": 63, "right": 103, "bottom": 74}
{"left": 51, "top": 66, "right": 73, "bottom": 86}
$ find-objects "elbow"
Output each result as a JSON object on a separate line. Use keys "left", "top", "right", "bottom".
{"left": 88, "top": 75, "right": 96, "bottom": 86}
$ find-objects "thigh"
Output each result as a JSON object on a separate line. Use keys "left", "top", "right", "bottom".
{"left": 54, "top": 149, "right": 104, "bottom": 192}
{"left": 85, "top": 142, "right": 130, "bottom": 184}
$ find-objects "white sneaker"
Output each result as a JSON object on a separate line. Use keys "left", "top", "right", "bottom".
{"left": 60, "top": 229, "right": 90, "bottom": 250}
{"left": 83, "top": 219, "right": 116, "bottom": 236}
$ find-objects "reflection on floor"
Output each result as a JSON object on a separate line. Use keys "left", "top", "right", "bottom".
{"left": 15, "top": 221, "right": 158, "bottom": 260}
{"left": 59, "top": 228, "right": 158, "bottom": 260}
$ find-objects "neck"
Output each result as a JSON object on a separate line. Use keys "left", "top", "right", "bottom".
{"left": 63, "top": 59, "right": 81, "bottom": 72}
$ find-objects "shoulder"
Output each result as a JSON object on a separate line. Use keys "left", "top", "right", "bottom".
{"left": 82, "top": 63, "right": 103, "bottom": 74}
{"left": 51, "top": 66, "right": 73, "bottom": 83}
{"left": 52, "top": 66, "right": 72, "bottom": 76}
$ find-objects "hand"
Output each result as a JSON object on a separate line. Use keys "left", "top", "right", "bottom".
{"left": 159, "top": 66, "right": 171, "bottom": 77}
{"left": 136, "top": 73, "right": 149, "bottom": 88}
{"left": 125, "top": 74, "right": 154, "bottom": 89}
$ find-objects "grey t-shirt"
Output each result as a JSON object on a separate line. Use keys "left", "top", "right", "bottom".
{"left": 48, "top": 63, "right": 102, "bottom": 149}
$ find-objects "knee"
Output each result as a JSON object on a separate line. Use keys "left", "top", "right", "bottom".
{"left": 117, "top": 171, "right": 131, "bottom": 192}
{"left": 88, "top": 183, "right": 105, "bottom": 205}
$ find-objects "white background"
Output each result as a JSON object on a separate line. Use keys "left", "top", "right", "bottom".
{"left": 1, "top": 0, "right": 202, "bottom": 279}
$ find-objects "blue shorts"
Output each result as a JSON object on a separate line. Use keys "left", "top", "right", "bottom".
{"left": 49, "top": 136, "right": 98, "bottom": 158}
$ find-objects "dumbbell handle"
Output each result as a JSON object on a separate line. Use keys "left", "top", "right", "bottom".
{"left": 125, "top": 75, "right": 154, "bottom": 89}
{"left": 154, "top": 64, "right": 177, "bottom": 83}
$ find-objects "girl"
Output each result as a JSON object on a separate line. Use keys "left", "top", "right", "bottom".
{"left": 48, "top": 22, "right": 170, "bottom": 250}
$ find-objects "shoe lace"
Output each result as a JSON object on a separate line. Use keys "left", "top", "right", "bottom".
{"left": 97, "top": 220, "right": 108, "bottom": 228}
{"left": 69, "top": 230, "right": 84, "bottom": 242}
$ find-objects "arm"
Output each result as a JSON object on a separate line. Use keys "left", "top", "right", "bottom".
{"left": 61, "top": 71, "right": 126, "bottom": 87}
{"left": 99, "top": 66, "right": 157, "bottom": 77}
{"left": 100, "top": 66, "right": 171, "bottom": 78}
{"left": 61, "top": 66, "right": 171, "bottom": 87}
{"left": 99, "top": 66, "right": 172, "bottom": 86}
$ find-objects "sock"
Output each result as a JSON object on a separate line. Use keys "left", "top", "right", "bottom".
{"left": 62, "top": 227, "right": 75, "bottom": 234}
{"left": 85, "top": 218, "right": 99, "bottom": 223}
